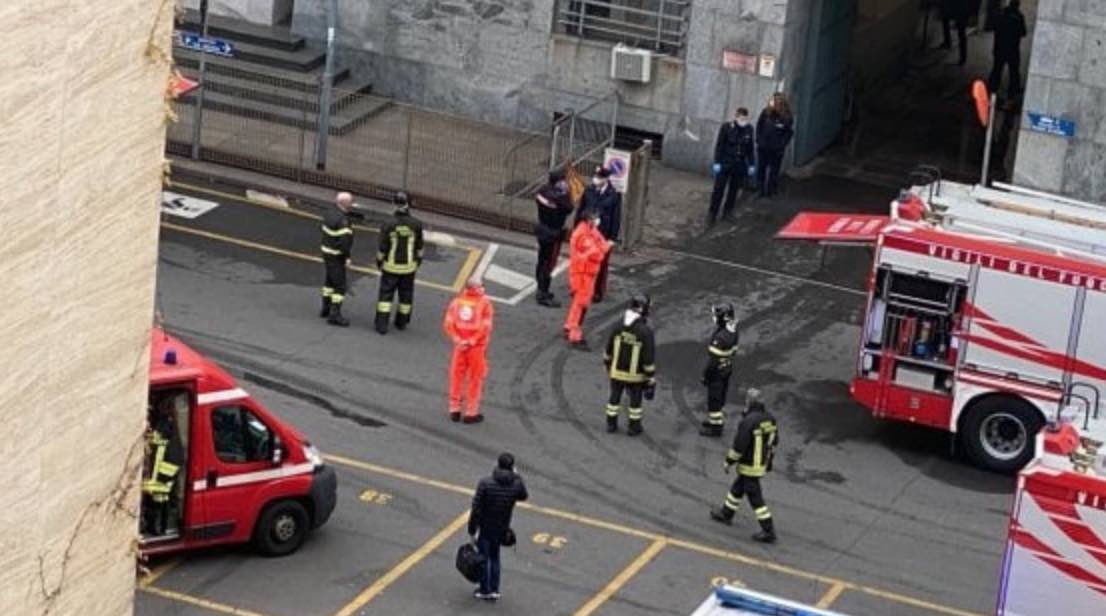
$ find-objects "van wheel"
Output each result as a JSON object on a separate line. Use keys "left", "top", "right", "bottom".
{"left": 960, "top": 396, "right": 1043, "bottom": 473}
{"left": 253, "top": 500, "right": 309, "bottom": 557}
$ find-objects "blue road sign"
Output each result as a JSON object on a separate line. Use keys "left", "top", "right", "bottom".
{"left": 174, "top": 31, "right": 235, "bottom": 57}
{"left": 1027, "top": 112, "right": 1076, "bottom": 138}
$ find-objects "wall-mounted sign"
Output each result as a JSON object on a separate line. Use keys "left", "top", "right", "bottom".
{"left": 1027, "top": 112, "right": 1076, "bottom": 138}
{"left": 603, "top": 148, "right": 633, "bottom": 194}
{"left": 758, "top": 54, "right": 777, "bottom": 78}
{"left": 722, "top": 50, "right": 758, "bottom": 74}
{"left": 174, "top": 31, "right": 235, "bottom": 57}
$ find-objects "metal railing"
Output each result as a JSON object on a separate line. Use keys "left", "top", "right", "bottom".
{"left": 556, "top": 0, "right": 691, "bottom": 55}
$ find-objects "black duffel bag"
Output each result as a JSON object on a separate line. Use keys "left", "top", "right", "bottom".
{"left": 455, "top": 541, "right": 487, "bottom": 583}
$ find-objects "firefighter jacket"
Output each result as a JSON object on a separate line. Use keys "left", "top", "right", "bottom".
{"left": 714, "top": 121, "right": 755, "bottom": 167}
{"left": 569, "top": 222, "right": 610, "bottom": 277}
{"left": 535, "top": 180, "right": 574, "bottom": 238}
{"left": 725, "top": 403, "right": 778, "bottom": 478}
{"left": 703, "top": 324, "right": 739, "bottom": 382}
{"left": 142, "top": 429, "right": 180, "bottom": 503}
{"left": 321, "top": 205, "right": 355, "bottom": 259}
{"left": 604, "top": 314, "right": 656, "bottom": 384}
{"left": 577, "top": 183, "right": 622, "bottom": 240}
{"left": 443, "top": 286, "right": 494, "bottom": 348}
{"left": 377, "top": 212, "right": 424, "bottom": 275}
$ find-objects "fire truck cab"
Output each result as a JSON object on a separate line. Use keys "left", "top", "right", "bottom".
{"left": 141, "top": 327, "right": 337, "bottom": 556}
{"left": 780, "top": 178, "right": 1106, "bottom": 472}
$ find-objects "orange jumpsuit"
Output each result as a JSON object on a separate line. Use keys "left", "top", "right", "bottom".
{"left": 564, "top": 220, "right": 611, "bottom": 343}
{"left": 443, "top": 285, "right": 494, "bottom": 417}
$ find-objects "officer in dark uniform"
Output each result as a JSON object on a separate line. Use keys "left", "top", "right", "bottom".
{"left": 320, "top": 192, "right": 356, "bottom": 327}
{"left": 708, "top": 108, "right": 755, "bottom": 225}
{"left": 603, "top": 294, "right": 656, "bottom": 436}
{"left": 375, "top": 192, "right": 424, "bottom": 335}
{"left": 700, "top": 303, "right": 739, "bottom": 437}
{"left": 710, "top": 388, "right": 779, "bottom": 543}
{"left": 534, "top": 169, "right": 574, "bottom": 308}
{"left": 576, "top": 166, "right": 621, "bottom": 303}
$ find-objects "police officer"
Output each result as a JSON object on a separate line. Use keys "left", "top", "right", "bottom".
{"left": 577, "top": 166, "right": 621, "bottom": 303}
{"left": 700, "top": 303, "right": 739, "bottom": 437}
{"left": 603, "top": 294, "right": 656, "bottom": 436}
{"left": 708, "top": 107, "right": 755, "bottom": 225}
{"left": 375, "top": 192, "right": 424, "bottom": 335}
{"left": 534, "top": 169, "right": 574, "bottom": 308}
{"left": 710, "top": 388, "right": 779, "bottom": 543}
{"left": 320, "top": 192, "right": 356, "bottom": 327}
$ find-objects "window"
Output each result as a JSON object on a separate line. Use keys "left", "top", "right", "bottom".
{"left": 556, "top": 0, "right": 691, "bottom": 56}
{"left": 211, "top": 406, "right": 273, "bottom": 463}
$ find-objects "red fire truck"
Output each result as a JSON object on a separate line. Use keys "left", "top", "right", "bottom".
{"left": 779, "top": 178, "right": 1106, "bottom": 472}
{"left": 141, "top": 327, "right": 336, "bottom": 556}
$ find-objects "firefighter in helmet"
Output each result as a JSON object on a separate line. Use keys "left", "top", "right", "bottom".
{"left": 142, "top": 401, "right": 183, "bottom": 537}
{"left": 710, "top": 387, "right": 779, "bottom": 543}
{"left": 375, "top": 192, "right": 425, "bottom": 335}
{"left": 700, "top": 303, "right": 739, "bottom": 437}
{"left": 603, "top": 294, "right": 656, "bottom": 436}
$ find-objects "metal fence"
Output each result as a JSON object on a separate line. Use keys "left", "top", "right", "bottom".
{"left": 555, "top": 0, "right": 691, "bottom": 55}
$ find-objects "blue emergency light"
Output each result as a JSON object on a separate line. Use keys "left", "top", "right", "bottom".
{"left": 164, "top": 349, "right": 178, "bottom": 365}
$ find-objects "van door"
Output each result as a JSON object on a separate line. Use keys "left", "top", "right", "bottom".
{"left": 197, "top": 400, "right": 281, "bottom": 542}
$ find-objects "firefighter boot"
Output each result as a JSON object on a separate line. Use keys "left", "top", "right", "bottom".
{"left": 395, "top": 311, "right": 411, "bottom": 331}
{"left": 627, "top": 418, "right": 643, "bottom": 436}
{"left": 606, "top": 415, "right": 618, "bottom": 433}
{"left": 753, "top": 518, "right": 777, "bottom": 544}
{"left": 710, "top": 506, "right": 735, "bottom": 526}
{"left": 319, "top": 296, "right": 332, "bottom": 318}
{"left": 374, "top": 311, "right": 389, "bottom": 335}
{"left": 327, "top": 303, "right": 350, "bottom": 327}
{"left": 699, "top": 420, "right": 723, "bottom": 437}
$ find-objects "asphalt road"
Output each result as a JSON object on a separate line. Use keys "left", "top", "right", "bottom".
{"left": 137, "top": 177, "right": 1014, "bottom": 616}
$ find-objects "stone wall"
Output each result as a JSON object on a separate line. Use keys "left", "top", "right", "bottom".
{"left": 1014, "top": 0, "right": 1106, "bottom": 202}
{"left": 0, "top": 1, "right": 172, "bottom": 614}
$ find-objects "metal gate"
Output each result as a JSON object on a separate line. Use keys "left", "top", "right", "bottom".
{"left": 794, "top": 0, "right": 856, "bottom": 165}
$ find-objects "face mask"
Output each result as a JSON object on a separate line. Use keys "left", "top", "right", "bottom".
{"left": 592, "top": 178, "right": 605, "bottom": 187}
{"left": 736, "top": 118, "right": 749, "bottom": 127}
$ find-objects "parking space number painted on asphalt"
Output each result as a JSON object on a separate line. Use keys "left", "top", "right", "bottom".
{"left": 710, "top": 576, "right": 746, "bottom": 589}
{"left": 359, "top": 488, "right": 393, "bottom": 505}
{"left": 532, "top": 532, "right": 568, "bottom": 551}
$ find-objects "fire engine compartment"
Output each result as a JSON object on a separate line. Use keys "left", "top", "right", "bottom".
{"left": 860, "top": 266, "right": 966, "bottom": 395}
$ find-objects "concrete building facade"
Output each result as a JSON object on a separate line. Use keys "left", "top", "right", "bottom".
{"left": 0, "top": 1, "right": 173, "bottom": 614}
{"left": 1015, "top": 0, "right": 1106, "bottom": 203}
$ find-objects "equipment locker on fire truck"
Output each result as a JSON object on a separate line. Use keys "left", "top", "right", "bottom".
{"left": 778, "top": 176, "right": 1106, "bottom": 472}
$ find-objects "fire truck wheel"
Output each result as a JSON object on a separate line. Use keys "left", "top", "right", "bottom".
{"left": 253, "top": 500, "right": 309, "bottom": 557}
{"left": 961, "top": 396, "right": 1043, "bottom": 473}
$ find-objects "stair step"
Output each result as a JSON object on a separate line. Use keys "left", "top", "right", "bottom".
{"left": 178, "top": 90, "right": 393, "bottom": 137}
{"left": 179, "top": 68, "right": 372, "bottom": 114}
{"left": 174, "top": 33, "right": 325, "bottom": 72}
{"left": 174, "top": 50, "right": 350, "bottom": 93}
{"left": 178, "top": 9, "right": 305, "bottom": 51}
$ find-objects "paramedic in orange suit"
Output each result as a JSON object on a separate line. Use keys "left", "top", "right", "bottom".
{"left": 564, "top": 208, "right": 611, "bottom": 348}
{"left": 444, "top": 277, "right": 495, "bottom": 424}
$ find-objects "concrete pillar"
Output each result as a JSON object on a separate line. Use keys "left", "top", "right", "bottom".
{"left": 0, "top": 1, "right": 172, "bottom": 613}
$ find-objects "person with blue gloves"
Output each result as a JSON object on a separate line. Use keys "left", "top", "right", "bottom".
{"left": 708, "top": 107, "right": 755, "bottom": 226}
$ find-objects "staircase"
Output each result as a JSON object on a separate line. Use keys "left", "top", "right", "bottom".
{"left": 173, "top": 10, "right": 391, "bottom": 137}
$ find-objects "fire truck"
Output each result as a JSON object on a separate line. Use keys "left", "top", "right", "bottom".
{"left": 779, "top": 177, "right": 1106, "bottom": 472}
{"left": 141, "top": 327, "right": 337, "bottom": 556}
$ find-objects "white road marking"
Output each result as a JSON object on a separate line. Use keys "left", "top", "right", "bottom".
{"left": 245, "top": 189, "right": 289, "bottom": 208}
{"left": 161, "top": 191, "right": 220, "bottom": 219}
{"left": 485, "top": 263, "right": 533, "bottom": 291}
{"left": 424, "top": 231, "right": 456, "bottom": 247}
{"left": 473, "top": 242, "right": 499, "bottom": 280}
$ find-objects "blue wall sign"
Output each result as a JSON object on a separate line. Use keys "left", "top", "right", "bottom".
{"left": 1027, "top": 112, "right": 1076, "bottom": 138}
{"left": 174, "top": 31, "right": 235, "bottom": 57}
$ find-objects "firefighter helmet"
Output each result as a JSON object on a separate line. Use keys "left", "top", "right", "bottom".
{"left": 712, "top": 303, "right": 736, "bottom": 327}
{"left": 629, "top": 293, "right": 652, "bottom": 317}
{"left": 393, "top": 191, "right": 411, "bottom": 214}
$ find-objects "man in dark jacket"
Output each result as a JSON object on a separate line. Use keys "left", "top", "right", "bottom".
{"left": 755, "top": 95, "right": 795, "bottom": 200}
{"left": 468, "top": 453, "right": 529, "bottom": 601}
{"left": 577, "top": 166, "right": 621, "bottom": 302}
{"left": 709, "top": 107, "right": 755, "bottom": 225}
{"left": 319, "top": 192, "right": 357, "bottom": 327}
{"left": 988, "top": 1, "right": 1027, "bottom": 98}
{"left": 710, "top": 388, "right": 779, "bottom": 543}
{"left": 534, "top": 169, "right": 574, "bottom": 308}
{"left": 940, "top": 0, "right": 970, "bottom": 65}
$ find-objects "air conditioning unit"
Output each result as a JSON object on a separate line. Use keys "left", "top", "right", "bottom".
{"left": 610, "top": 44, "right": 652, "bottom": 83}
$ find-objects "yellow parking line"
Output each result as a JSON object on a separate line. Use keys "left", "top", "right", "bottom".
{"left": 453, "top": 246, "right": 483, "bottom": 291}
{"left": 815, "top": 582, "right": 848, "bottom": 609}
{"left": 574, "top": 538, "right": 668, "bottom": 616}
{"left": 140, "top": 585, "right": 270, "bottom": 616}
{"left": 138, "top": 557, "right": 182, "bottom": 588}
{"left": 323, "top": 452, "right": 985, "bottom": 616}
{"left": 333, "top": 510, "right": 470, "bottom": 616}
{"left": 160, "top": 222, "right": 458, "bottom": 293}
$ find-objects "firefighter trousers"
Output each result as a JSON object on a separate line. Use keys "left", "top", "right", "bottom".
{"left": 449, "top": 344, "right": 487, "bottom": 416}
{"left": 705, "top": 375, "right": 730, "bottom": 426}
{"left": 722, "top": 475, "right": 773, "bottom": 528}
{"left": 377, "top": 272, "right": 415, "bottom": 331}
{"left": 564, "top": 272, "right": 597, "bottom": 342}
{"left": 322, "top": 256, "right": 348, "bottom": 304}
{"left": 606, "top": 380, "right": 644, "bottom": 422}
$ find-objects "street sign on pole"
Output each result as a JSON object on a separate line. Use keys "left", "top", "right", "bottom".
{"left": 174, "top": 31, "right": 235, "bottom": 57}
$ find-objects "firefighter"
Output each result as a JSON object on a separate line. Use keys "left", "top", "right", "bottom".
{"left": 320, "top": 191, "right": 356, "bottom": 327}
{"left": 443, "top": 277, "right": 494, "bottom": 423}
{"left": 700, "top": 303, "right": 739, "bottom": 437}
{"left": 603, "top": 294, "right": 656, "bottom": 436}
{"left": 142, "top": 404, "right": 182, "bottom": 537}
{"left": 564, "top": 208, "right": 611, "bottom": 348}
{"left": 576, "top": 166, "right": 621, "bottom": 302}
{"left": 710, "top": 388, "right": 779, "bottom": 543}
{"left": 375, "top": 192, "right": 424, "bottom": 335}
{"left": 534, "top": 168, "right": 574, "bottom": 308}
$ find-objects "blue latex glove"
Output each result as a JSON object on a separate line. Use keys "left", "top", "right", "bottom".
{"left": 711, "top": 163, "right": 721, "bottom": 177}
{"left": 747, "top": 164, "right": 756, "bottom": 177}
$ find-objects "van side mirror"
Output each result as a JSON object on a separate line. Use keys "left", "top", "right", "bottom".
{"left": 271, "top": 435, "right": 284, "bottom": 466}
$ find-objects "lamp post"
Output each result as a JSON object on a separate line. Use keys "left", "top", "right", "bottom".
{"left": 190, "top": 0, "right": 210, "bottom": 160}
